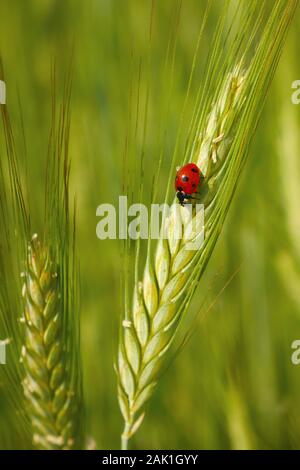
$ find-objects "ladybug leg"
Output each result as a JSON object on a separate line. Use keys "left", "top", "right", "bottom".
{"left": 183, "top": 194, "right": 193, "bottom": 203}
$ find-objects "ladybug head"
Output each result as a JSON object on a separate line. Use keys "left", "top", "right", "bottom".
{"left": 176, "top": 191, "right": 186, "bottom": 206}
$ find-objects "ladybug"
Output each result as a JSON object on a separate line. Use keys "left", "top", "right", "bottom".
{"left": 175, "top": 163, "right": 202, "bottom": 205}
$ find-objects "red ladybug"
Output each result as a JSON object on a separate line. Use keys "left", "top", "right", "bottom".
{"left": 175, "top": 163, "right": 202, "bottom": 205}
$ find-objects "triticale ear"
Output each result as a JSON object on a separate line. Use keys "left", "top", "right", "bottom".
{"left": 116, "top": 0, "right": 297, "bottom": 450}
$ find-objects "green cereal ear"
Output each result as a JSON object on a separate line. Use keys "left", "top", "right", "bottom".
{"left": 117, "top": 0, "right": 297, "bottom": 450}
{"left": 0, "top": 65, "right": 83, "bottom": 449}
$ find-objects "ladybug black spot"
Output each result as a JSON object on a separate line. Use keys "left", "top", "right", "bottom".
{"left": 192, "top": 183, "right": 196, "bottom": 188}
{"left": 178, "top": 186, "right": 183, "bottom": 191}
{"left": 182, "top": 175, "right": 189, "bottom": 182}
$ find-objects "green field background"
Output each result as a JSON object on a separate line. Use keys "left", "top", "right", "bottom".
{"left": 0, "top": 0, "right": 300, "bottom": 449}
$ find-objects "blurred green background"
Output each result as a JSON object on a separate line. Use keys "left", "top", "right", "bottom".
{"left": 0, "top": 0, "right": 300, "bottom": 449}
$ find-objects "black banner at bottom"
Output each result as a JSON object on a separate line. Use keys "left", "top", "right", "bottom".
{"left": 0, "top": 449, "right": 297, "bottom": 466}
